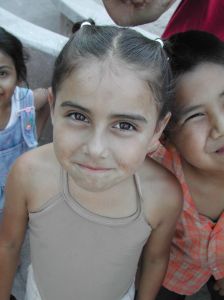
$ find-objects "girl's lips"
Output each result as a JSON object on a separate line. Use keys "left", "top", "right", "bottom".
{"left": 77, "top": 163, "right": 111, "bottom": 171}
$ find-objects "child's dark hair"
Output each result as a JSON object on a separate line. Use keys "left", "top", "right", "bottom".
{"left": 52, "top": 21, "right": 173, "bottom": 120}
{"left": 0, "top": 27, "right": 28, "bottom": 82}
{"left": 164, "top": 30, "right": 224, "bottom": 130}
{"left": 164, "top": 30, "right": 224, "bottom": 79}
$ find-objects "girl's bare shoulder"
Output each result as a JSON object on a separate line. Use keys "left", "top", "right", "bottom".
{"left": 13, "top": 143, "right": 57, "bottom": 174}
{"left": 9, "top": 144, "right": 57, "bottom": 190}
{"left": 10, "top": 143, "right": 61, "bottom": 209}
{"left": 138, "top": 156, "right": 182, "bottom": 227}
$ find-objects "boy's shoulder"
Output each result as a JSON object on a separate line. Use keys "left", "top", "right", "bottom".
{"left": 138, "top": 157, "right": 182, "bottom": 228}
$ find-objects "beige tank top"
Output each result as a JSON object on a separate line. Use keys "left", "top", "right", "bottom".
{"left": 29, "top": 169, "right": 152, "bottom": 300}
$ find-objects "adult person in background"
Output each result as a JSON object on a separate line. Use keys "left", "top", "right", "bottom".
{"left": 102, "top": 0, "right": 224, "bottom": 40}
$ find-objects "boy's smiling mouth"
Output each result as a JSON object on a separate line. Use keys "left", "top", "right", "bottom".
{"left": 215, "top": 146, "right": 224, "bottom": 154}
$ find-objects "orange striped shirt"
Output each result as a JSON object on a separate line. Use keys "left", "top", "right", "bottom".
{"left": 151, "top": 144, "right": 224, "bottom": 295}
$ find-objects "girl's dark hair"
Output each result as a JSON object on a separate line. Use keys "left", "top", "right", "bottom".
{"left": 52, "top": 21, "right": 173, "bottom": 119}
{"left": 163, "top": 30, "right": 224, "bottom": 131}
{"left": 0, "top": 27, "right": 28, "bottom": 82}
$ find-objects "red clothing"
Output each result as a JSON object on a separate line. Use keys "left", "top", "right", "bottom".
{"left": 151, "top": 145, "right": 224, "bottom": 295}
{"left": 162, "top": 0, "right": 224, "bottom": 41}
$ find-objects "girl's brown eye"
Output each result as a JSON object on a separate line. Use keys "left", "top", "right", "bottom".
{"left": 113, "top": 122, "right": 136, "bottom": 131}
{"left": 68, "top": 112, "right": 89, "bottom": 123}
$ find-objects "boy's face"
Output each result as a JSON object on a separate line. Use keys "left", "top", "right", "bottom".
{"left": 50, "top": 58, "right": 167, "bottom": 192}
{"left": 171, "top": 62, "right": 224, "bottom": 173}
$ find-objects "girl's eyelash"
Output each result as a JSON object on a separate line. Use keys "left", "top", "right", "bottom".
{"left": 67, "top": 111, "right": 89, "bottom": 122}
{"left": 113, "top": 121, "right": 137, "bottom": 131}
{"left": 0, "top": 71, "right": 7, "bottom": 77}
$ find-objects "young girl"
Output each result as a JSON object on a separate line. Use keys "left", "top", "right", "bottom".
{"left": 153, "top": 30, "right": 224, "bottom": 299}
{"left": 0, "top": 23, "right": 181, "bottom": 300}
{"left": 0, "top": 27, "right": 49, "bottom": 300}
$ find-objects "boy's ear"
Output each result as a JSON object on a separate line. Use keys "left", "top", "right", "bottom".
{"left": 147, "top": 112, "right": 171, "bottom": 153}
{"left": 48, "top": 87, "right": 55, "bottom": 124}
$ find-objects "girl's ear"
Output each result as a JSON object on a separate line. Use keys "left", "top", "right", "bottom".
{"left": 147, "top": 112, "right": 171, "bottom": 153}
{"left": 48, "top": 87, "right": 55, "bottom": 125}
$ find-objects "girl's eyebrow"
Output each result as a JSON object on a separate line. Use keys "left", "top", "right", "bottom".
{"left": 0, "top": 65, "right": 13, "bottom": 70}
{"left": 60, "top": 101, "right": 148, "bottom": 123}
{"left": 60, "top": 101, "right": 90, "bottom": 114}
{"left": 109, "top": 113, "right": 148, "bottom": 123}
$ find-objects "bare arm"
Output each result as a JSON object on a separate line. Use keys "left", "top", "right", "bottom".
{"left": 0, "top": 159, "right": 29, "bottom": 300}
{"left": 33, "top": 88, "right": 50, "bottom": 139}
{"left": 137, "top": 177, "right": 182, "bottom": 300}
{"left": 102, "top": 0, "right": 176, "bottom": 26}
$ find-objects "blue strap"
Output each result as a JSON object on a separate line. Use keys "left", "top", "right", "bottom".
{"left": 18, "top": 88, "right": 38, "bottom": 148}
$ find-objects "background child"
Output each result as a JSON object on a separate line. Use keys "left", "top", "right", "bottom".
{"left": 0, "top": 23, "right": 181, "bottom": 300}
{"left": 152, "top": 30, "right": 224, "bottom": 299}
{"left": 102, "top": 0, "right": 224, "bottom": 41}
{"left": 0, "top": 27, "right": 49, "bottom": 300}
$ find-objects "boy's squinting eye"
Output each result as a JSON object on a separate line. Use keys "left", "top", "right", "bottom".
{"left": 113, "top": 121, "right": 136, "bottom": 131}
{"left": 183, "top": 112, "right": 205, "bottom": 123}
{"left": 68, "top": 112, "right": 89, "bottom": 123}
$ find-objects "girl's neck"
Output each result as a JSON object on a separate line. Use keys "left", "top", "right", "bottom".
{"left": 67, "top": 174, "right": 138, "bottom": 218}
{"left": 0, "top": 102, "right": 11, "bottom": 130}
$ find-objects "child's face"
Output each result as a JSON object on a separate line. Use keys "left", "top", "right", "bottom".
{"left": 171, "top": 62, "right": 224, "bottom": 172}
{"left": 51, "top": 58, "right": 167, "bottom": 192}
{"left": 0, "top": 51, "right": 17, "bottom": 106}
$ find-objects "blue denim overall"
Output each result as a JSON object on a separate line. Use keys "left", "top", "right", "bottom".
{"left": 0, "top": 87, "right": 37, "bottom": 300}
{"left": 0, "top": 87, "right": 37, "bottom": 211}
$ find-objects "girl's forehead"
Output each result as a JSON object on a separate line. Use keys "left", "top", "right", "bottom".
{"left": 63, "top": 58, "right": 152, "bottom": 97}
{"left": 0, "top": 50, "right": 14, "bottom": 66}
{"left": 56, "top": 58, "right": 157, "bottom": 115}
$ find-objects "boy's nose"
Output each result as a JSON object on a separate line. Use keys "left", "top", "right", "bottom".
{"left": 210, "top": 116, "right": 224, "bottom": 139}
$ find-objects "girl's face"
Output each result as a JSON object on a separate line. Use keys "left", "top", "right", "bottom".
{"left": 51, "top": 58, "right": 168, "bottom": 192}
{"left": 171, "top": 62, "right": 224, "bottom": 173}
{"left": 0, "top": 51, "right": 17, "bottom": 107}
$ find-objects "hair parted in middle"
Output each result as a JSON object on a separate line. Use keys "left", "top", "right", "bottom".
{"left": 52, "top": 21, "right": 173, "bottom": 119}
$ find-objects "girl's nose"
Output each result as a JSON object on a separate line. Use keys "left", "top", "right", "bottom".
{"left": 83, "top": 130, "right": 108, "bottom": 159}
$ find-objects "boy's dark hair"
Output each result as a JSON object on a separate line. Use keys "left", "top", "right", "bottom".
{"left": 52, "top": 21, "right": 173, "bottom": 120}
{"left": 0, "top": 27, "right": 28, "bottom": 82}
{"left": 164, "top": 30, "right": 224, "bottom": 79}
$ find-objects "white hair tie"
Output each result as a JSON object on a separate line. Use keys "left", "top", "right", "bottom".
{"left": 81, "top": 21, "right": 92, "bottom": 28}
{"left": 155, "top": 38, "right": 164, "bottom": 47}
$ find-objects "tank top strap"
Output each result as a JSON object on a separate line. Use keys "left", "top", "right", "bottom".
{"left": 61, "top": 166, "right": 66, "bottom": 194}
{"left": 17, "top": 87, "right": 37, "bottom": 148}
{"left": 134, "top": 173, "right": 143, "bottom": 199}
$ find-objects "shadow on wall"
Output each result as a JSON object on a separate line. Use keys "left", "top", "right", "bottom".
{"left": 26, "top": 48, "right": 55, "bottom": 145}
